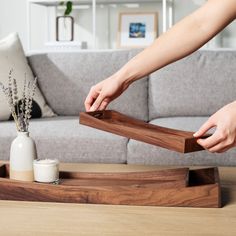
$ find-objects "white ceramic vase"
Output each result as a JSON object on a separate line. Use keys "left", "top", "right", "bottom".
{"left": 10, "top": 132, "right": 37, "bottom": 182}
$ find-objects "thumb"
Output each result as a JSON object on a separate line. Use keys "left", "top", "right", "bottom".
{"left": 193, "top": 118, "right": 215, "bottom": 138}
{"left": 89, "top": 93, "right": 105, "bottom": 112}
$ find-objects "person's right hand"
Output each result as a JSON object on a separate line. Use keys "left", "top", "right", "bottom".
{"left": 84, "top": 76, "right": 129, "bottom": 112}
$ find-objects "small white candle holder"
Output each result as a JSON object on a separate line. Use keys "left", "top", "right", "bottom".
{"left": 33, "top": 159, "right": 59, "bottom": 184}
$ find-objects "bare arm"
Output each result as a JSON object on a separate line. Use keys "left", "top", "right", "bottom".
{"left": 119, "top": 0, "right": 236, "bottom": 85}
{"left": 85, "top": 0, "right": 236, "bottom": 112}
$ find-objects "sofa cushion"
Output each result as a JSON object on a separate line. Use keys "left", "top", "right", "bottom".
{"left": 0, "top": 33, "right": 55, "bottom": 121}
{"left": 127, "top": 117, "right": 236, "bottom": 166}
{"left": 0, "top": 117, "right": 128, "bottom": 163}
{"left": 149, "top": 50, "right": 236, "bottom": 120}
{"left": 28, "top": 49, "right": 148, "bottom": 121}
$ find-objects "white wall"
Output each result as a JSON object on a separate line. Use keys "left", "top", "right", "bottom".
{"left": 0, "top": 0, "right": 28, "bottom": 50}
{"left": 0, "top": 0, "right": 235, "bottom": 52}
{"left": 0, "top": 0, "right": 47, "bottom": 51}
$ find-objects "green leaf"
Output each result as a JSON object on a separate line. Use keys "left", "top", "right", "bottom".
{"left": 59, "top": 1, "right": 65, "bottom": 6}
{"left": 64, "top": 1, "right": 73, "bottom": 15}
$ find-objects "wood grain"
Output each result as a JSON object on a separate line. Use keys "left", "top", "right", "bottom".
{"left": 0, "top": 164, "right": 220, "bottom": 208}
{"left": 79, "top": 110, "right": 209, "bottom": 153}
{"left": 0, "top": 163, "right": 234, "bottom": 236}
{"left": 59, "top": 167, "right": 188, "bottom": 181}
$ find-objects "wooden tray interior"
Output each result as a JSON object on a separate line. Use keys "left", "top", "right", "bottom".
{"left": 80, "top": 110, "right": 209, "bottom": 153}
{"left": 0, "top": 165, "right": 188, "bottom": 188}
{"left": 83, "top": 110, "right": 195, "bottom": 138}
{"left": 188, "top": 167, "right": 219, "bottom": 186}
{"left": 0, "top": 165, "right": 218, "bottom": 188}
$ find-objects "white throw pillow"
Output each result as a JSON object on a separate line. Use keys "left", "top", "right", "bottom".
{"left": 0, "top": 33, "right": 55, "bottom": 121}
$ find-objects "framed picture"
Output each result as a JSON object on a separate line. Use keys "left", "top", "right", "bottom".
{"left": 118, "top": 12, "right": 158, "bottom": 48}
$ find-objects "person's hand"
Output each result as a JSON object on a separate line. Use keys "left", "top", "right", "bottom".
{"left": 193, "top": 101, "right": 236, "bottom": 153}
{"left": 84, "top": 75, "right": 130, "bottom": 112}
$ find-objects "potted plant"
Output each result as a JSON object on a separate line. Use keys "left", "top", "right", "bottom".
{"left": 56, "top": 1, "right": 74, "bottom": 41}
{"left": 0, "top": 70, "right": 38, "bottom": 182}
{"left": 60, "top": 1, "right": 73, "bottom": 16}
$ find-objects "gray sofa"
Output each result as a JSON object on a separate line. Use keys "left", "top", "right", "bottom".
{"left": 1, "top": 49, "right": 236, "bottom": 166}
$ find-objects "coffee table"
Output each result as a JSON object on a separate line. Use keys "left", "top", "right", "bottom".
{"left": 0, "top": 162, "right": 235, "bottom": 236}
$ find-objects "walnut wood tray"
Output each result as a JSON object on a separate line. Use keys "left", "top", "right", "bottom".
{"left": 0, "top": 165, "right": 221, "bottom": 208}
{"left": 80, "top": 110, "right": 208, "bottom": 153}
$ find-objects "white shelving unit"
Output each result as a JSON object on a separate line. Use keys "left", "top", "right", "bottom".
{"left": 27, "top": 0, "right": 174, "bottom": 51}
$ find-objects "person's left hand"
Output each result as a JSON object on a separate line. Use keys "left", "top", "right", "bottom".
{"left": 193, "top": 101, "right": 236, "bottom": 153}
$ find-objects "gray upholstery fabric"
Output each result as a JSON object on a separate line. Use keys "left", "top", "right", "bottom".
{"left": 149, "top": 50, "right": 236, "bottom": 120}
{"left": 0, "top": 49, "right": 232, "bottom": 166}
{"left": 28, "top": 49, "right": 148, "bottom": 121}
{"left": 127, "top": 117, "right": 236, "bottom": 166}
{"left": 0, "top": 117, "right": 128, "bottom": 163}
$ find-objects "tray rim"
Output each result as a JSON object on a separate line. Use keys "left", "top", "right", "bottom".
{"left": 0, "top": 164, "right": 219, "bottom": 188}
{"left": 0, "top": 165, "right": 221, "bottom": 208}
{"left": 79, "top": 110, "right": 209, "bottom": 153}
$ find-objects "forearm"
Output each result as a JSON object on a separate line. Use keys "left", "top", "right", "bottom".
{"left": 115, "top": 0, "right": 236, "bottom": 86}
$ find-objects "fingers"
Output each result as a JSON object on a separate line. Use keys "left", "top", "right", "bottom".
{"left": 196, "top": 129, "right": 225, "bottom": 150}
{"left": 197, "top": 129, "right": 235, "bottom": 153}
{"left": 217, "top": 145, "right": 233, "bottom": 153}
{"left": 89, "top": 93, "right": 105, "bottom": 112}
{"left": 208, "top": 142, "right": 226, "bottom": 153}
{"left": 208, "top": 141, "right": 233, "bottom": 153}
{"left": 193, "top": 119, "right": 215, "bottom": 138}
{"left": 208, "top": 136, "right": 235, "bottom": 153}
{"left": 98, "top": 100, "right": 109, "bottom": 111}
{"left": 84, "top": 84, "right": 111, "bottom": 112}
{"left": 84, "top": 87, "right": 99, "bottom": 112}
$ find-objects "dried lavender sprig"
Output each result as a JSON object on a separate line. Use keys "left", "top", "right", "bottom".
{"left": 1, "top": 71, "right": 37, "bottom": 132}
{"left": 13, "top": 78, "right": 20, "bottom": 118}
{"left": 20, "top": 77, "right": 27, "bottom": 128}
{"left": 24, "top": 81, "right": 31, "bottom": 131}
{"left": 27, "top": 77, "right": 37, "bottom": 122}
{"left": 19, "top": 77, "right": 27, "bottom": 131}
{"left": 18, "top": 113, "right": 25, "bottom": 132}
{"left": 0, "top": 85, "right": 20, "bottom": 131}
{"left": 6, "top": 91, "right": 20, "bottom": 131}
{"left": 12, "top": 78, "right": 17, "bottom": 104}
{"left": 8, "top": 75, "right": 14, "bottom": 115}
{"left": 1, "top": 72, "right": 20, "bottom": 131}
{"left": 23, "top": 78, "right": 37, "bottom": 131}
{"left": 9, "top": 70, "right": 21, "bottom": 131}
{"left": 0, "top": 82, "right": 5, "bottom": 93}
{"left": 8, "top": 69, "right": 13, "bottom": 93}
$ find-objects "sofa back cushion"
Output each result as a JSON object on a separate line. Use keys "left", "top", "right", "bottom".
{"left": 149, "top": 50, "right": 236, "bottom": 120}
{"left": 28, "top": 49, "right": 148, "bottom": 121}
{"left": 0, "top": 33, "right": 55, "bottom": 121}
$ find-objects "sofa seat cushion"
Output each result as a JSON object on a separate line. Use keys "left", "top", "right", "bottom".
{"left": 127, "top": 117, "right": 236, "bottom": 166}
{"left": 0, "top": 116, "right": 128, "bottom": 163}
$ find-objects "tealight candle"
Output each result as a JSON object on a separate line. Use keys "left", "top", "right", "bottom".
{"left": 33, "top": 159, "right": 59, "bottom": 183}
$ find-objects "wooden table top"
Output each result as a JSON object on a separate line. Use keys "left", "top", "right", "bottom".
{"left": 0, "top": 163, "right": 236, "bottom": 236}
